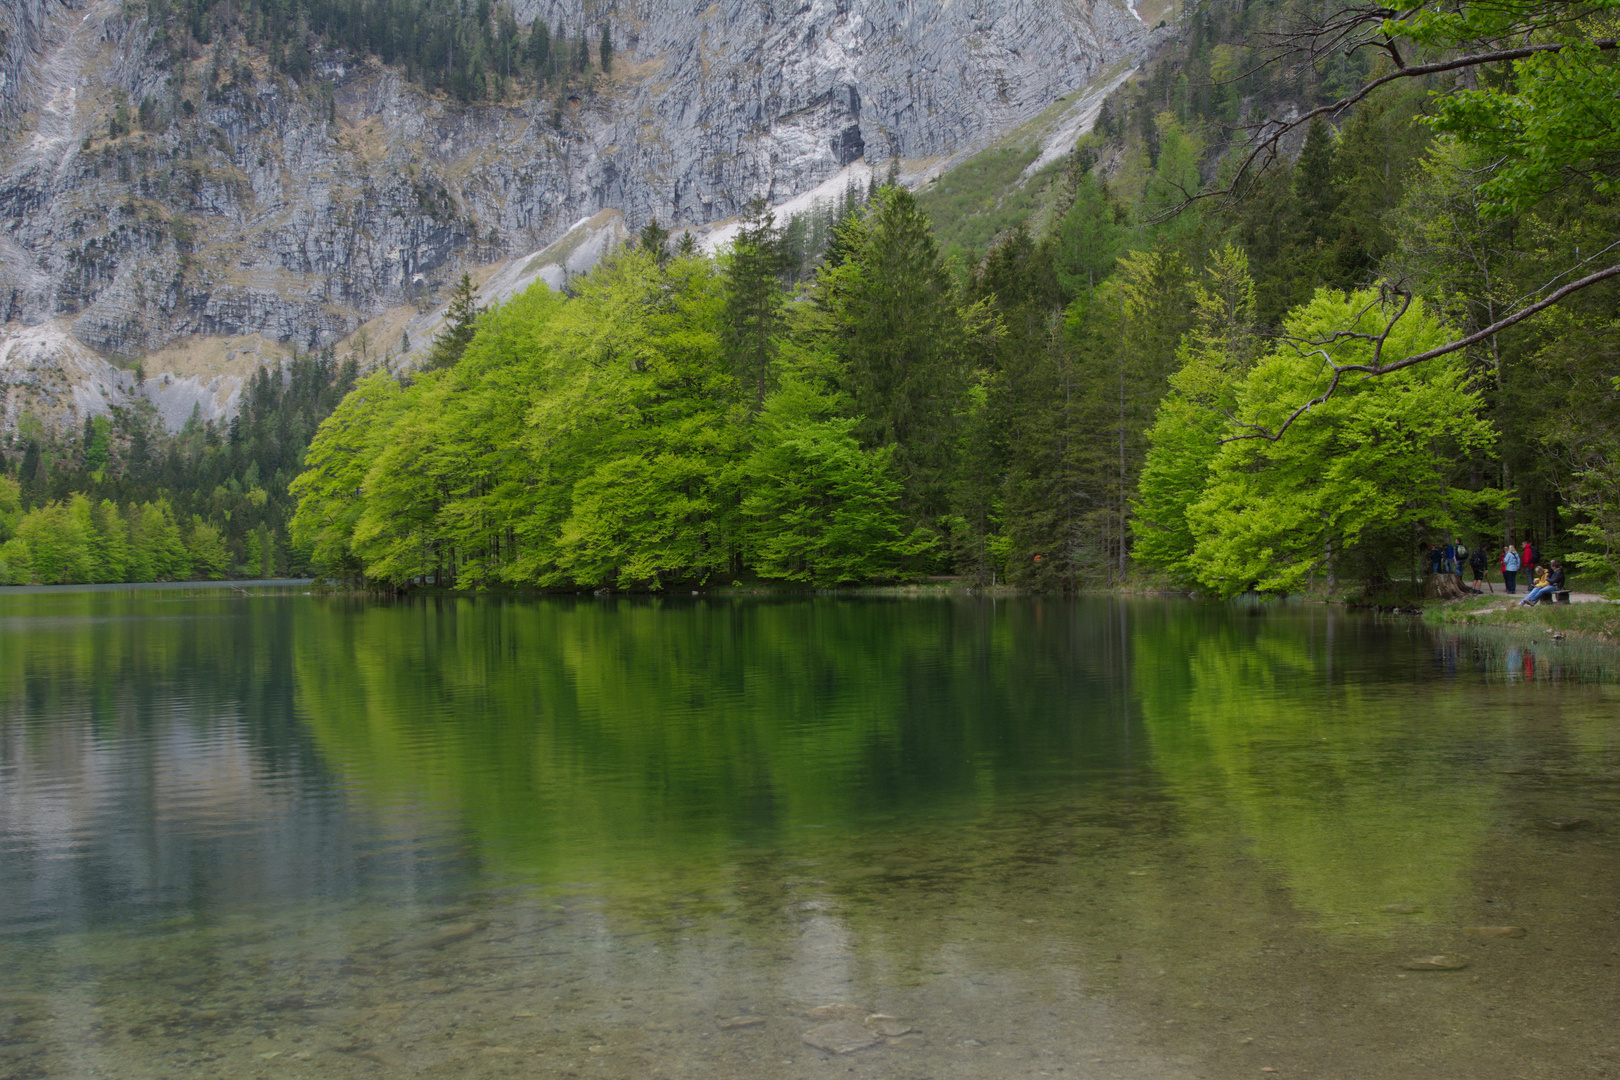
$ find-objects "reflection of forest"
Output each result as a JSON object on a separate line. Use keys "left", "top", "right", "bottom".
{"left": 0, "top": 589, "right": 372, "bottom": 933}
{"left": 1133, "top": 605, "right": 1523, "bottom": 933}
{"left": 290, "top": 596, "right": 1147, "bottom": 886}
{"left": 7, "top": 592, "right": 1620, "bottom": 1080}
{"left": 8, "top": 590, "right": 1616, "bottom": 949}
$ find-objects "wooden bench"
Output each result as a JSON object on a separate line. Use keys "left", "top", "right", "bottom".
{"left": 1555, "top": 590, "right": 1571, "bottom": 604}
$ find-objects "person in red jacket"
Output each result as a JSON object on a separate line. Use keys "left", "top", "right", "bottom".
{"left": 1522, "top": 538, "right": 1535, "bottom": 574}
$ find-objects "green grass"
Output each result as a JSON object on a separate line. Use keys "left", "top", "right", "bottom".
{"left": 1422, "top": 595, "right": 1620, "bottom": 640}
{"left": 916, "top": 145, "right": 1068, "bottom": 257}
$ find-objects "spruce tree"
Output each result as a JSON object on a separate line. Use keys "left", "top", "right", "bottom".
{"left": 638, "top": 219, "right": 671, "bottom": 265}
{"left": 424, "top": 273, "right": 482, "bottom": 371}
{"left": 819, "top": 186, "right": 976, "bottom": 527}
{"left": 527, "top": 20, "right": 550, "bottom": 82}
{"left": 722, "top": 199, "right": 787, "bottom": 411}
{"left": 599, "top": 22, "right": 612, "bottom": 75}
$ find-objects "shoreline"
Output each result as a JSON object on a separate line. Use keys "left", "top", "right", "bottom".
{"left": 1421, "top": 591, "right": 1620, "bottom": 644}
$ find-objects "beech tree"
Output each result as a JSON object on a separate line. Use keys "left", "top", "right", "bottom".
{"left": 1185, "top": 290, "right": 1501, "bottom": 595}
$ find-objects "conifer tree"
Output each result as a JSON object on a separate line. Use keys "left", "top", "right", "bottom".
{"left": 1134, "top": 246, "right": 1260, "bottom": 581}
{"left": 818, "top": 186, "right": 984, "bottom": 528}
{"left": 599, "top": 22, "right": 612, "bottom": 75}
{"left": 527, "top": 19, "right": 551, "bottom": 81}
{"left": 638, "top": 219, "right": 671, "bottom": 265}
{"left": 722, "top": 199, "right": 787, "bottom": 411}
{"left": 424, "top": 273, "right": 482, "bottom": 370}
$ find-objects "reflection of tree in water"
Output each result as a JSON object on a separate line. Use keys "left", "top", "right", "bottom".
{"left": 289, "top": 596, "right": 1144, "bottom": 892}
{"left": 1131, "top": 606, "right": 1501, "bottom": 933}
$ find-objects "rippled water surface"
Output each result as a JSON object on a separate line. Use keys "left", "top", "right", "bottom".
{"left": 1, "top": 588, "right": 1617, "bottom": 1080}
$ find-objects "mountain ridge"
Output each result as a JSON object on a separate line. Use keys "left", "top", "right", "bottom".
{"left": 0, "top": 0, "right": 1161, "bottom": 434}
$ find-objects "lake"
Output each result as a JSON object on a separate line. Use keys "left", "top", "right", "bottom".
{"left": 1, "top": 587, "right": 1616, "bottom": 1079}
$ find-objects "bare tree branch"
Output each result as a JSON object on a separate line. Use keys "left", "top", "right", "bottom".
{"left": 1222, "top": 263, "right": 1620, "bottom": 443}
{"left": 1192, "top": 38, "right": 1618, "bottom": 217}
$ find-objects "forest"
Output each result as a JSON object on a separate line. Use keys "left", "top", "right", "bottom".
{"left": 0, "top": 355, "right": 355, "bottom": 584}
{"left": 4, "top": 0, "right": 1618, "bottom": 594}
{"left": 140, "top": 0, "right": 611, "bottom": 106}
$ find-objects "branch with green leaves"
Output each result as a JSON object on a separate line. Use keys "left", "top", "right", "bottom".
{"left": 1187, "top": 1, "right": 1620, "bottom": 434}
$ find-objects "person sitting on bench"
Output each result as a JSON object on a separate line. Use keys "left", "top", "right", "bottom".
{"left": 1521, "top": 561, "right": 1563, "bottom": 606}
{"left": 1549, "top": 560, "right": 1567, "bottom": 603}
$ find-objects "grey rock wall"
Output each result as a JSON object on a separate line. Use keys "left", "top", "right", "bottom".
{"left": 0, "top": 0, "right": 1156, "bottom": 430}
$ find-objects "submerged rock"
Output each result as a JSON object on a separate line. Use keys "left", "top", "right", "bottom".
{"left": 865, "top": 1013, "right": 913, "bottom": 1037}
{"left": 420, "top": 921, "right": 486, "bottom": 950}
{"left": 1399, "top": 955, "right": 1470, "bottom": 971}
{"left": 1544, "top": 817, "right": 1595, "bottom": 831}
{"left": 804, "top": 1003, "right": 864, "bottom": 1021}
{"left": 802, "top": 1020, "right": 881, "bottom": 1054}
{"left": 719, "top": 1016, "right": 764, "bottom": 1030}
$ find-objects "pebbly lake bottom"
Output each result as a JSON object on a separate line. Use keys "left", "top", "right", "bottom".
{"left": 1, "top": 590, "right": 1617, "bottom": 1079}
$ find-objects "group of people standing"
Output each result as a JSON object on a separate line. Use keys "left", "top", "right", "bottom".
{"left": 1425, "top": 537, "right": 1565, "bottom": 602}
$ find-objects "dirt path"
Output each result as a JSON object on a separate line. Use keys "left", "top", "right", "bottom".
{"left": 1458, "top": 589, "right": 1608, "bottom": 613}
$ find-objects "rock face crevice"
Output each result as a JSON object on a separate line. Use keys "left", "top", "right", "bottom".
{"left": 0, "top": 0, "right": 1154, "bottom": 429}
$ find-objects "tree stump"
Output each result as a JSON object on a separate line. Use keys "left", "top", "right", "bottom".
{"left": 1423, "top": 572, "right": 1469, "bottom": 600}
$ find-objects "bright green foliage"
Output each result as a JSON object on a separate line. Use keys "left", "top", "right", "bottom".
{"left": 90, "top": 500, "right": 129, "bottom": 582}
{"left": 1395, "top": 1, "right": 1620, "bottom": 214}
{"left": 522, "top": 253, "right": 734, "bottom": 589}
{"left": 1134, "top": 247, "right": 1260, "bottom": 582}
{"left": 0, "top": 539, "right": 31, "bottom": 584}
{"left": 130, "top": 502, "right": 190, "bottom": 581}
{"left": 1184, "top": 290, "right": 1502, "bottom": 595}
{"left": 188, "top": 516, "right": 231, "bottom": 578}
{"left": 739, "top": 380, "right": 926, "bottom": 583}
{"left": 287, "top": 240, "right": 938, "bottom": 590}
{"left": 290, "top": 372, "right": 405, "bottom": 583}
{"left": 0, "top": 477, "right": 19, "bottom": 542}
{"left": 14, "top": 503, "right": 92, "bottom": 584}
{"left": 0, "top": 493, "right": 206, "bottom": 585}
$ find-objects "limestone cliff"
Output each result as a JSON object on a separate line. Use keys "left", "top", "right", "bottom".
{"left": 0, "top": 0, "right": 1160, "bottom": 432}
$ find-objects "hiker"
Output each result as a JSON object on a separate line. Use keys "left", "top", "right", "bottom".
{"left": 1443, "top": 540, "right": 1458, "bottom": 574}
{"left": 1522, "top": 538, "right": 1536, "bottom": 575}
{"left": 1520, "top": 564, "right": 1552, "bottom": 606}
{"left": 1541, "top": 559, "right": 1567, "bottom": 603}
{"left": 1469, "top": 545, "right": 1488, "bottom": 592}
{"left": 1502, "top": 544, "right": 1521, "bottom": 594}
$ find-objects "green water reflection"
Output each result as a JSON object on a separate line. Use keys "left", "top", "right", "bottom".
{"left": 289, "top": 596, "right": 1141, "bottom": 886}
{"left": 3, "top": 590, "right": 1617, "bottom": 1080}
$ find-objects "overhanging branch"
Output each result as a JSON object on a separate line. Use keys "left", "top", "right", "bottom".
{"left": 1221, "top": 263, "right": 1620, "bottom": 443}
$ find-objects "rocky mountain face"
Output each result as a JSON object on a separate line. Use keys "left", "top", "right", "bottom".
{"left": 0, "top": 0, "right": 1156, "bottom": 433}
